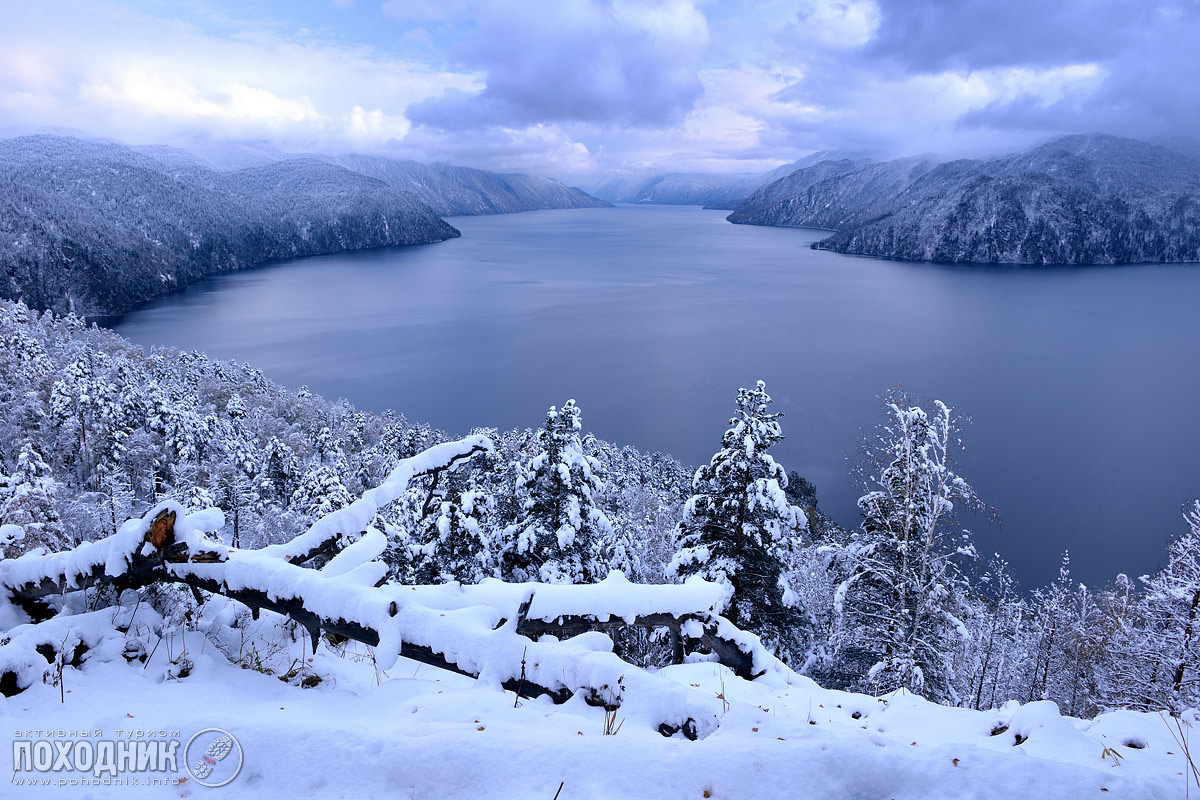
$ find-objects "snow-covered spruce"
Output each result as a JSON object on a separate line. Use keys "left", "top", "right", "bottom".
{"left": 500, "top": 400, "right": 614, "bottom": 585}
{"left": 668, "top": 381, "right": 816, "bottom": 666}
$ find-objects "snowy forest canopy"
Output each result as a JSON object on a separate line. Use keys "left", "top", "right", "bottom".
{"left": 0, "top": 298, "right": 1196, "bottom": 718}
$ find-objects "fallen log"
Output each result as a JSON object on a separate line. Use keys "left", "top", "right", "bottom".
{"left": 402, "top": 574, "right": 798, "bottom": 683}
{"left": 516, "top": 612, "right": 758, "bottom": 680}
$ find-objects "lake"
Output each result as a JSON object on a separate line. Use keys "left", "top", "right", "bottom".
{"left": 110, "top": 204, "right": 1200, "bottom": 587}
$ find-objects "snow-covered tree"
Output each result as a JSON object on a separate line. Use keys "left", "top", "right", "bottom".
{"left": 1140, "top": 500, "right": 1200, "bottom": 711}
{"left": 501, "top": 400, "right": 612, "bottom": 584}
{"left": 0, "top": 441, "right": 64, "bottom": 553}
{"left": 1026, "top": 552, "right": 1074, "bottom": 703}
{"left": 668, "top": 381, "right": 812, "bottom": 664}
{"left": 959, "top": 556, "right": 1027, "bottom": 710}
{"left": 1095, "top": 573, "right": 1161, "bottom": 711}
{"left": 409, "top": 468, "right": 495, "bottom": 584}
{"left": 290, "top": 464, "right": 354, "bottom": 522}
{"left": 832, "top": 393, "right": 986, "bottom": 703}
{"left": 260, "top": 437, "right": 300, "bottom": 504}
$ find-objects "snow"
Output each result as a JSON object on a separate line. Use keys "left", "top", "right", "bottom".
{"left": 2, "top": 614, "right": 1189, "bottom": 799}
{"left": 0, "top": 524, "right": 25, "bottom": 545}
{"left": 0, "top": 598, "right": 159, "bottom": 693}
{"left": 2, "top": 533, "right": 1193, "bottom": 798}
{"left": 399, "top": 572, "right": 731, "bottom": 623}
{"left": 321, "top": 528, "right": 388, "bottom": 583}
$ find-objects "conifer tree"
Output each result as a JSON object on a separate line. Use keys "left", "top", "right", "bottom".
{"left": 290, "top": 464, "right": 353, "bottom": 521}
{"left": 502, "top": 400, "right": 612, "bottom": 584}
{"left": 410, "top": 468, "right": 494, "bottom": 584}
{"left": 0, "top": 441, "right": 64, "bottom": 552}
{"left": 668, "top": 381, "right": 812, "bottom": 664}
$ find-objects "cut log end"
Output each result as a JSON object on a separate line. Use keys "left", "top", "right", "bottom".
{"left": 146, "top": 509, "right": 177, "bottom": 552}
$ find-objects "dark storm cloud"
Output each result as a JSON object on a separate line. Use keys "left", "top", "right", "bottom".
{"left": 407, "top": 0, "right": 708, "bottom": 131}
{"left": 865, "top": 0, "right": 1200, "bottom": 141}
{"left": 865, "top": 0, "right": 1158, "bottom": 71}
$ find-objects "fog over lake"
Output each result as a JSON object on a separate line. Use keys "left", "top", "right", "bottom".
{"left": 111, "top": 205, "right": 1200, "bottom": 587}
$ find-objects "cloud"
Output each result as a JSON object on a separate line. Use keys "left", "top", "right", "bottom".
{"left": 1, "top": 0, "right": 1198, "bottom": 179}
{"left": 857, "top": 0, "right": 1200, "bottom": 143}
{"left": 381, "top": 0, "right": 478, "bottom": 23}
{"left": 864, "top": 0, "right": 1155, "bottom": 72}
{"left": 398, "top": 123, "right": 602, "bottom": 175}
{"left": 407, "top": 0, "right": 709, "bottom": 129}
{"left": 0, "top": 1, "right": 478, "bottom": 151}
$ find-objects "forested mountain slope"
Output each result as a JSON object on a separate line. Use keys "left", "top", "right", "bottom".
{"left": 729, "top": 135, "right": 1200, "bottom": 264}
{"left": 0, "top": 136, "right": 459, "bottom": 316}
{"left": 334, "top": 154, "right": 608, "bottom": 216}
{"left": 135, "top": 141, "right": 608, "bottom": 215}
{"left": 726, "top": 156, "right": 933, "bottom": 228}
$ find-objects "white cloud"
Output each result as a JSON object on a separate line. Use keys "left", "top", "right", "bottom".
{"left": 0, "top": 1, "right": 477, "bottom": 152}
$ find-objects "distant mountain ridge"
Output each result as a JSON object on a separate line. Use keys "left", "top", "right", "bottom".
{"left": 592, "top": 151, "right": 872, "bottom": 209}
{"left": 591, "top": 172, "right": 766, "bottom": 208}
{"left": 332, "top": 154, "right": 607, "bottom": 216}
{"left": 729, "top": 135, "right": 1200, "bottom": 265}
{"left": 134, "top": 140, "right": 608, "bottom": 215}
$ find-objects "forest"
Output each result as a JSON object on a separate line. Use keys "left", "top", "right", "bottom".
{"left": 0, "top": 136, "right": 458, "bottom": 317}
{"left": 0, "top": 298, "right": 1196, "bottom": 719}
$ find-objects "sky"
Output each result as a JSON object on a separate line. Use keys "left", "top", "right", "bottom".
{"left": 1, "top": 0, "right": 1197, "bottom": 181}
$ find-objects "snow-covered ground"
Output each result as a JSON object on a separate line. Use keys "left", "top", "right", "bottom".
{"left": 4, "top": 600, "right": 1191, "bottom": 800}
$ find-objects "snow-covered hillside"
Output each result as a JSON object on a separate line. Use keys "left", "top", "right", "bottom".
{"left": 1, "top": 429, "right": 1194, "bottom": 799}
{"left": 0, "top": 136, "right": 459, "bottom": 316}
{"left": 729, "top": 135, "right": 1200, "bottom": 265}
{"left": 3, "top": 594, "right": 1192, "bottom": 799}
{"left": 334, "top": 154, "right": 609, "bottom": 216}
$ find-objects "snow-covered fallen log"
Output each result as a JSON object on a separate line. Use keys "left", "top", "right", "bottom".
{"left": 402, "top": 574, "right": 801, "bottom": 683}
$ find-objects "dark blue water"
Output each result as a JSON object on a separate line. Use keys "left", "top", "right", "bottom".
{"left": 111, "top": 205, "right": 1200, "bottom": 588}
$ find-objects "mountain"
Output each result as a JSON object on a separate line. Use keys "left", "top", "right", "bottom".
{"left": 726, "top": 156, "right": 934, "bottom": 228}
{"left": 730, "top": 135, "right": 1200, "bottom": 265}
{"left": 592, "top": 151, "right": 872, "bottom": 209}
{"left": 333, "top": 154, "right": 608, "bottom": 216}
{"left": 136, "top": 139, "right": 297, "bottom": 171}
{"left": 0, "top": 135, "right": 459, "bottom": 316}
{"left": 591, "top": 172, "right": 766, "bottom": 207}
